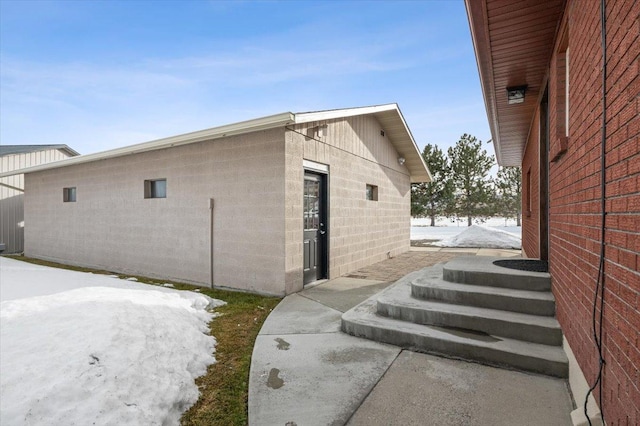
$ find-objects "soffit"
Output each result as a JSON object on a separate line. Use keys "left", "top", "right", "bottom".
{"left": 466, "top": 0, "right": 565, "bottom": 166}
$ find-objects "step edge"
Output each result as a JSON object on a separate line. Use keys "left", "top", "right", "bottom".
{"left": 412, "top": 277, "right": 556, "bottom": 300}
{"left": 378, "top": 289, "right": 562, "bottom": 329}
{"left": 341, "top": 311, "right": 568, "bottom": 377}
{"left": 342, "top": 301, "right": 567, "bottom": 361}
{"left": 376, "top": 299, "right": 563, "bottom": 346}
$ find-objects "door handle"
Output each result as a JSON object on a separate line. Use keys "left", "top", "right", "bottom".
{"left": 319, "top": 230, "right": 326, "bottom": 235}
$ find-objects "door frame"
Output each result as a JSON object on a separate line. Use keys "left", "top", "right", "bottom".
{"left": 539, "top": 86, "right": 550, "bottom": 261}
{"left": 303, "top": 162, "right": 329, "bottom": 285}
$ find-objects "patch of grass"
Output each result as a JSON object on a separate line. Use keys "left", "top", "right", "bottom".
{"left": 182, "top": 293, "right": 279, "bottom": 425}
{"left": 410, "top": 239, "right": 439, "bottom": 247}
{"left": 4, "top": 255, "right": 281, "bottom": 425}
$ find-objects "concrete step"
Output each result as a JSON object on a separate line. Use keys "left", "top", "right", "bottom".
{"left": 377, "top": 280, "right": 563, "bottom": 346}
{"left": 443, "top": 256, "right": 551, "bottom": 291}
{"left": 342, "top": 298, "right": 569, "bottom": 378}
{"left": 411, "top": 275, "right": 556, "bottom": 316}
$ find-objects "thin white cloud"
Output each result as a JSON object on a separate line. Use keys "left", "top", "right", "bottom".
{"left": 147, "top": 45, "right": 413, "bottom": 86}
{"left": 0, "top": 1, "right": 487, "bottom": 155}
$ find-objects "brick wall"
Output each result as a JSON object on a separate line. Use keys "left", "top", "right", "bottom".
{"left": 544, "top": 0, "right": 639, "bottom": 423}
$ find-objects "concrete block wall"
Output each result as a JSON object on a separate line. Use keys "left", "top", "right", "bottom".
{"left": 24, "top": 128, "right": 288, "bottom": 295}
{"left": 544, "top": 0, "right": 640, "bottom": 422}
{"left": 285, "top": 114, "right": 411, "bottom": 292}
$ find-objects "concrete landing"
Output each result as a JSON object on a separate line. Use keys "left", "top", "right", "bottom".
{"left": 443, "top": 256, "right": 551, "bottom": 291}
{"left": 347, "top": 351, "right": 573, "bottom": 426}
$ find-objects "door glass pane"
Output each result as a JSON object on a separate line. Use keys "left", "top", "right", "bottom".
{"left": 304, "top": 177, "right": 320, "bottom": 230}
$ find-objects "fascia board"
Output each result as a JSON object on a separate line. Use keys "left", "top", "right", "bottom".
{"left": 59, "top": 145, "right": 81, "bottom": 157}
{"left": 294, "top": 103, "right": 398, "bottom": 124}
{"left": 391, "top": 107, "right": 432, "bottom": 183}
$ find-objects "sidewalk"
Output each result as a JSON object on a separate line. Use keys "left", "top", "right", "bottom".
{"left": 248, "top": 249, "right": 573, "bottom": 425}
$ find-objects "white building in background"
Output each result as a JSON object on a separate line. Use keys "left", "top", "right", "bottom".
{"left": 0, "top": 105, "right": 431, "bottom": 296}
{"left": 0, "top": 145, "right": 79, "bottom": 253}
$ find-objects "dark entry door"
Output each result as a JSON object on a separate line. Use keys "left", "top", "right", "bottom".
{"left": 303, "top": 172, "right": 327, "bottom": 284}
{"left": 540, "top": 87, "right": 550, "bottom": 261}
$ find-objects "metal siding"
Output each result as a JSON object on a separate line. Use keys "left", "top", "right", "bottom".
{"left": 0, "top": 149, "right": 73, "bottom": 253}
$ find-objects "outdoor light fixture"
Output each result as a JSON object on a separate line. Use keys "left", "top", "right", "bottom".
{"left": 316, "top": 124, "right": 328, "bottom": 137}
{"left": 507, "top": 85, "right": 528, "bottom": 104}
{"left": 398, "top": 156, "right": 406, "bottom": 165}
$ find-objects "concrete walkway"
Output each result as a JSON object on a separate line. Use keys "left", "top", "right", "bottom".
{"left": 248, "top": 249, "right": 574, "bottom": 426}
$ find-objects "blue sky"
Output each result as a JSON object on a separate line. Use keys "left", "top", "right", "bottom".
{"left": 0, "top": 0, "right": 492, "bottom": 157}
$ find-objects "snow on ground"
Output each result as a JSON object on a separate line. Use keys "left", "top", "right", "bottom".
{"left": 432, "top": 224, "right": 521, "bottom": 249}
{"left": 411, "top": 217, "right": 521, "bottom": 246}
{"left": 0, "top": 256, "right": 225, "bottom": 426}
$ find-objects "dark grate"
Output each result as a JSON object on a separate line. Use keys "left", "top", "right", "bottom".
{"left": 493, "top": 259, "right": 549, "bottom": 273}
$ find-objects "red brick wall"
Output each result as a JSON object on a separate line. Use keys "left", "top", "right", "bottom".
{"left": 543, "top": 0, "right": 640, "bottom": 423}
{"left": 522, "top": 107, "right": 541, "bottom": 258}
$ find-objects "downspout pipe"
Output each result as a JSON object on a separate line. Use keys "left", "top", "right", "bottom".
{"left": 210, "top": 198, "right": 215, "bottom": 288}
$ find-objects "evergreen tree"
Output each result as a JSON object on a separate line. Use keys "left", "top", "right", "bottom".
{"left": 448, "top": 134, "right": 495, "bottom": 226}
{"left": 494, "top": 166, "right": 522, "bottom": 226}
{"left": 411, "top": 144, "right": 454, "bottom": 225}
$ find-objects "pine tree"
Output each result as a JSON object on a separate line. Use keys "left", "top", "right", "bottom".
{"left": 494, "top": 166, "right": 522, "bottom": 226}
{"left": 448, "top": 134, "right": 495, "bottom": 226}
{"left": 411, "top": 144, "right": 454, "bottom": 226}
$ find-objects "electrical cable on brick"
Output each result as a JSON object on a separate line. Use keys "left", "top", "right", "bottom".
{"left": 584, "top": 0, "right": 608, "bottom": 424}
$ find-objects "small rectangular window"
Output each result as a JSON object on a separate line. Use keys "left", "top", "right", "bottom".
{"left": 144, "top": 179, "right": 167, "bottom": 199}
{"left": 366, "top": 184, "right": 378, "bottom": 201}
{"left": 63, "top": 187, "right": 76, "bottom": 202}
{"left": 552, "top": 28, "right": 569, "bottom": 162}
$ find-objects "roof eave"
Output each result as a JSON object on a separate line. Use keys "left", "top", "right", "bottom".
{"left": 295, "top": 103, "right": 399, "bottom": 124}
{"left": 59, "top": 145, "right": 81, "bottom": 157}
{"left": 1, "top": 105, "right": 432, "bottom": 183}
{"left": 0, "top": 113, "right": 295, "bottom": 178}
{"left": 389, "top": 106, "right": 432, "bottom": 183}
{"left": 465, "top": 0, "right": 503, "bottom": 165}
{"left": 464, "top": 0, "right": 565, "bottom": 167}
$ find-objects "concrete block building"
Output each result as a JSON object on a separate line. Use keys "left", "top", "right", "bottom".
{"left": 1, "top": 104, "right": 430, "bottom": 296}
{"left": 0, "top": 145, "right": 79, "bottom": 253}
{"left": 466, "top": 0, "right": 639, "bottom": 423}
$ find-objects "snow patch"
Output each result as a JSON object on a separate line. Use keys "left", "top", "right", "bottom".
{"left": 433, "top": 225, "right": 521, "bottom": 249}
{"left": 0, "top": 257, "right": 225, "bottom": 425}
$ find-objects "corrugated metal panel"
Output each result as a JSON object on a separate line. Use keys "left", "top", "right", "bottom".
{"left": 0, "top": 148, "right": 74, "bottom": 253}
{"left": 0, "top": 144, "right": 79, "bottom": 156}
{"left": 0, "top": 187, "right": 24, "bottom": 253}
